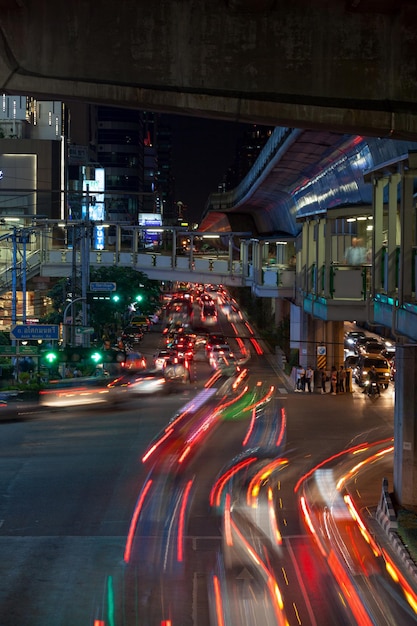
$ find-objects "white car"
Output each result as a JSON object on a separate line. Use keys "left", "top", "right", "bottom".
{"left": 227, "top": 304, "right": 241, "bottom": 323}
{"left": 153, "top": 349, "right": 174, "bottom": 370}
{"left": 208, "top": 345, "right": 234, "bottom": 369}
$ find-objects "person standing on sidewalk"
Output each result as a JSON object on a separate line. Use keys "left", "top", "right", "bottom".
{"left": 338, "top": 365, "right": 346, "bottom": 393}
{"left": 305, "top": 365, "right": 314, "bottom": 392}
{"left": 330, "top": 366, "right": 338, "bottom": 395}
{"left": 295, "top": 365, "right": 305, "bottom": 392}
{"left": 320, "top": 367, "right": 327, "bottom": 394}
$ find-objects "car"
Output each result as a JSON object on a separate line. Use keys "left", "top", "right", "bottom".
{"left": 226, "top": 304, "right": 241, "bottom": 323}
{"left": 344, "top": 354, "right": 359, "bottom": 371}
{"left": 208, "top": 344, "right": 232, "bottom": 368}
{"left": 361, "top": 339, "right": 385, "bottom": 354}
{"left": 381, "top": 342, "right": 396, "bottom": 361}
{"left": 168, "top": 339, "right": 195, "bottom": 361}
{"left": 354, "top": 353, "right": 391, "bottom": 388}
{"left": 201, "top": 302, "right": 217, "bottom": 325}
{"left": 344, "top": 330, "right": 367, "bottom": 348}
{"left": 39, "top": 376, "right": 117, "bottom": 408}
{"left": 353, "top": 335, "right": 372, "bottom": 353}
{"left": 163, "top": 355, "right": 191, "bottom": 383}
{"left": 209, "top": 348, "right": 238, "bottom": 372}
{"left": 122, "top": 352, "right": 147, "bottom": 370}
{"left": 153, "top": 349, "right": 175, "bottom": 371}
{"left": 130, "top": 315, "right": 151, "bottom": 331}
{"left": 122, "top": 326, "right": 144, "bottom": 343}
{"left": 389, "top": 356, "right": 396, "bottom": 381}
{"left": 206, "top": 333, "right": 228, "bottom": 354}
{"left": 108, "top": 371, "right": 177, "bottom": 397}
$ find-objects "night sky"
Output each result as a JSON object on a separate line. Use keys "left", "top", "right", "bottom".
{"left": 162, "top": 114, "right": 250, "bottom": 224}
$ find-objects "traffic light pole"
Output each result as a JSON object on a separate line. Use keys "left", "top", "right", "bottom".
{"left": 63, "top": 297, "right": 86, "bottom": 346}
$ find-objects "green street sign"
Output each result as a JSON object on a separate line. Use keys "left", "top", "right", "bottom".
{"left": 0, "top": 345, "right": 39, "bottom": 356}
{"left": 75, "top": 326, "right": 95, "bottom": 335}
{"left": 0, "top": 346, "right": 16, "bottom": 356}
{"left": 18, "top": 346, "right": 39, "bottom": 355}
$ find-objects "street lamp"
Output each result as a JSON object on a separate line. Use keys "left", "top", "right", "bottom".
{"left": 63, "top": 297, "right": 86, "bottom": 346}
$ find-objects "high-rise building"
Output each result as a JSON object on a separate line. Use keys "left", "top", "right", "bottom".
{"left": 156, "top": 120, "right": 176, "bottom": 224}
{"left": 0, "top": 95, "right": 68, "bottom": 222}
{"left": 223, "top": 124, "right": 275, "bottom": 191}
{"left": 95, "top": 105, "right": 144, "bottom": 223}
{"left": 0, "top": 95, "right": 70, "bottom": 324}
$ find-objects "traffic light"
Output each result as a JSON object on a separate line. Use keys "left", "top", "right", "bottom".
{"left": 102, "top": 349, "right": 126, "bottom": 364}
{"left": 90, "top": 350, "right": 103, "bottom": 364}
{"left": 44, "top": 350, "right": 58, "bottom": 365}
{"left": 40, "top": 348, "right": 62, "bottom": 367}
{"left": 65, "top": 347, "right": 88, "bottom": 363}
{"left": 135, "top": 293, "right": 143, "bottom": 303}
{"left": 112, "top": 294, "right": 120, "bottom": 303}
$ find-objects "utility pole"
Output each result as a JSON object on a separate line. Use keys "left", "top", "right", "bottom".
{"left": 81, "top": 185, "right": 91, "bottom": 347}
{"left": 11, "top": 227, "right": 17, "bottom": 328}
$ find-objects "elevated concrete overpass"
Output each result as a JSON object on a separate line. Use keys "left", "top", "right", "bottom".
{"left": 1, "top": 0, "right": 417, "bottom": 140}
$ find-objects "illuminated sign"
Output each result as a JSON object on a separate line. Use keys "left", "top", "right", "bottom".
{"left": 138, "top": 212, "right": 162, "bottom": 226}
{"left": 82, "top": 167, "right": 105, "bottom": 250}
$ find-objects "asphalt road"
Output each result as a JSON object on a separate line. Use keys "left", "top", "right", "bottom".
{"left": 0, "top": 315, "right": 398, "bottom": 625}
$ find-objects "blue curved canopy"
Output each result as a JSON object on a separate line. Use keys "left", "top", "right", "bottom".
{"left": 201, "top": 129, "right": 417, "bottom": 237}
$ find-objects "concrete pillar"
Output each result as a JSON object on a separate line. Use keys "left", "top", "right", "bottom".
{"left": 316, "top": 219, "right": 325, "bottom": 295}
{"left": 228, "top": 235, "right": 233, "bottom": 267}
{"left": 372, "top": 176, "right": 387, "bottom": 295}
{"left": 309, "top": 319, "right": 343, "bottom": 372}
{"left": 240, "top": 240, "right": 249, "bottom": 278}
{"left": 393, "top": 344, "right": 417, "bottom": 507}
{"left": 387, "top": 174, "right": 400, "bottom": 295}
{"left": 115, "top": 224, "right": 121, "bottom": 257}
{"left": 398, "top": 169, "right": 414, "bottom": 304}
{"left": 252, "top": 240, "right": 262, "bottom": 284}
{"left": 307, "top": 221, "right": 315, "bottom": 291}
{"left": 273, "top": 297, "right": 289, "bottom": 325}
{"left": 324, "top": 218, "right": 333, "bottom": 298}
{"left": 305, "top": 316, "right": 317, "bottom": 367}
{"left": 326, "top": 320, "right": 345, "bottom": 369}
{"left": 132, "top": 227, "right": 138, "bottom": 254}
{"left": 301, "top": 222, "right": 309, "bottom": 291}
{"left": 171, "top": 229, "right": 177, "bottom": 267}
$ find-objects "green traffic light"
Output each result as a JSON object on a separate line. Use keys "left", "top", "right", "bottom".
{"left": 112, "top": 294, "right": 120, "bottom": 303}
{"left": 45, "top": 351, "right": 58, "bottom": 364}
{"left": 90, "top": 351, "right": 103, "bottom": 363}
{"left": 135, "top": 293, "right": 143, "bottom": 302}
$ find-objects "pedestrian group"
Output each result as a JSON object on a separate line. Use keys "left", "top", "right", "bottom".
{"left": 294, "top": 364, "right": 348, "bottom": 394}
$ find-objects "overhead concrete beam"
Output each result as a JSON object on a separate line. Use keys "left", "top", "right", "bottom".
{"left": 0, "top": 0, "right": 417, "bottom": 138}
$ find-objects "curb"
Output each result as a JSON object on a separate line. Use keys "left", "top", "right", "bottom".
{"left": 376, "top": 477, "right": 417, "bottom": 579}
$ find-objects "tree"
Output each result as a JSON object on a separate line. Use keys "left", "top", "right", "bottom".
{"left": 88, "top": 267, "right": 161, "bottom": 333}
{"left": 39, "top": 278, "right": 70, "bottom": 324}
{"left": 40, "top": 268, "right": 161, "bottom": 337}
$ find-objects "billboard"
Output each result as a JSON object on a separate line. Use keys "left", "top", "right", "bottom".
{"left": 138, "top": 213, "right": 162, "bottom": 247}
{"left": 82, "top": 167, "right": 105, "bottom": 250}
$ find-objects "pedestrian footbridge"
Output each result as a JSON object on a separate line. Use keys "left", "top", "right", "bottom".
{"left": 0, "top": 225, "right": 297, "bottom": 299}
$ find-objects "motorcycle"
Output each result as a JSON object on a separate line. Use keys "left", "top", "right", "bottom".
{"left": 363, "top": 379, "right": 380, "bottom": 397}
